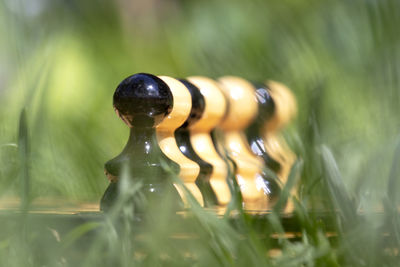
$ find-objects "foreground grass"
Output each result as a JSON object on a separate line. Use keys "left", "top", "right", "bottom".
{"left": 0, "top": 109, "right": 398, "bottom": 266}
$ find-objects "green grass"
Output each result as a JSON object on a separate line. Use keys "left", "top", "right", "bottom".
{"left": 0, "top": 0, "right": 400, "bottom": 265}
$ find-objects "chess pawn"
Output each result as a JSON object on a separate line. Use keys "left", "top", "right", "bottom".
{"left": 244, "top": 83, "right": 282, "bottom": 205}
{"left": 156, "top": 76, "right": 204, "bottom": 207}
{"left": 263, "top": 81, "right": 297, "bottom": 192}
{"left": 218, "top": 76, "right": 272, "bottom": 211}
{"left": 100, "top": 73, "right": 182, "bottom": 212}
{"left": 185, "top": 77, "right": 232, "bottom": 207}
{"left": 174, "top": 79, "right": 218, "bottom": 207}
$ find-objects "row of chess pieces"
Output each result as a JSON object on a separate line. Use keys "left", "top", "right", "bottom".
{"left": 100, "top": 73, "right": 297, "bottom": 213}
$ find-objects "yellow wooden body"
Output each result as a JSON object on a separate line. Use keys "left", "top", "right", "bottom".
{"left": 187, "top": 76, "right": 232, "bottom": 206}
{"left": 263, "top": 80, "right": 297, "bottom": 212}
{"left": 156, "top": 76, "right": 204, "bottom": 207}
{"left": 218, "top": 76, "right": 269, "bottom": 210}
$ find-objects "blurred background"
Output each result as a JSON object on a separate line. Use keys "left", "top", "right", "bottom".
{"left": 0, "top": 0, "right": 399, "bottom": 207}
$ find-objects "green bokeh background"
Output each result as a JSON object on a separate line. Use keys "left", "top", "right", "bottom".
{"left": 0, "top": 0, "right": 399, "bottom": 205}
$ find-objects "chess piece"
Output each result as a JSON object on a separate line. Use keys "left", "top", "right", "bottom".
{"left": 174, "top": 79, "right": 218, "bottom": 207}
{"left": 186, "top": 76, "right": 232, "bottom": 206}
{"left": 210, "top": 128, "right": 241, "bottom": 212}
{"left": 218, "top": 76, "right": 274, "bottom": 210}
{"left": 100, "top": 73, "right": 182, "bottom": 212}
{"left": 156, "top": 76, "right": 204, "bottom": 207}
{"left": 263, "top": 81, "right": 297, "bottom": 212}
{"left": 244, "top": 82, "right": 282, "bottom": 205}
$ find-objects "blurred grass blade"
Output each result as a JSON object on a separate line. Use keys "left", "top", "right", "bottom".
{"left": 386, "top": 135, "right": 400, "bottom": 206}
{"left": 273, "top": 159, "right": 303, "bottom": 213}
{"left": 18, "top": 108, "right": 30, "bottom": 211}
{"left": 61, "top": 222, "right": 102, "bottom": 249}
{"left": 382, "top": 135, "right": 400, "bottom": 249}
{"left": 320, "top": 145, "right": 357, "bottom": 227}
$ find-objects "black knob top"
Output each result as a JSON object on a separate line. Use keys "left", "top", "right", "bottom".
{"left": 253, "top": 83, "right": 275, "bottom": 123}
{"left": 113, "top": 73, "right": 173, "bottom": 128}
{"left": 179, "top": 79, "right": 205, "bottom": 128}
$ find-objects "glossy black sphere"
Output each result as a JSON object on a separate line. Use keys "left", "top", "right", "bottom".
{"left": 253, "top": 83, "right": 275, "bottom": 123}
{"left": 179, "top": 79, "right": 205, "bottom": 128}
{"left": 113, "top": 73, "right": 173, "bottom": 127}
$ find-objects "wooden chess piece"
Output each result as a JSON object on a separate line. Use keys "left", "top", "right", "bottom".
{"left": 218, "top": 76, "right": 273, "bottom": 211}
{"left": 186, "top": 76, "right": 232, "bottom": 207}
{"left": 156, "top": 76, "right": 204, "bottom": 207}
{"left": 244, "top": 82, "right": 282, "bottom": 206}
{"left": 174, "top": 79, "right": 218, "bottom": 207}
{"left": 100, "top": 73, "right": 182, "bottom": 212}
{"left": 263, "top": 80, "right": 297, "bottom": 212}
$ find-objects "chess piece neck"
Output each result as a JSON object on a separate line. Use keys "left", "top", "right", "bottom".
{"left": 122, "top": 126, "right": 158, "bottom": 155}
